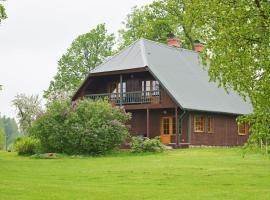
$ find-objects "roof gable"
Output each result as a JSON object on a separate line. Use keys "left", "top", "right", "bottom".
{"left": 91, "top": 39, "right": 146, "bottom": 74}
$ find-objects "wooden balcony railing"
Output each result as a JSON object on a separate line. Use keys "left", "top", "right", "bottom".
{"left": 85, "top": 90, "right": 160, "bottom": 105}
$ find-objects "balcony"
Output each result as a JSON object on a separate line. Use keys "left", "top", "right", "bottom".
{"left": 85, "top": 90, "right": 160, "bottom": 105}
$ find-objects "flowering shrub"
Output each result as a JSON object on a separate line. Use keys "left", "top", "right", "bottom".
{"left": 29, "top": 99, "right": 130, "bottom": 155}
{"left": 131, "top": 137, "right": 165, "bottom": 153}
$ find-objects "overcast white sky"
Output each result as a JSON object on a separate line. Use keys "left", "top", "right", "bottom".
{"left": 0, "top": 0, "right": 153, "bottom": 118}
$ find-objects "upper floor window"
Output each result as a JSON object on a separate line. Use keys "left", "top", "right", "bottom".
{"left": 142, "top": 80, "right": 160, "bottom": 96}
{"left": 238, "top": 123, "right": 249, "bottom": 135}
{"left": 109, "top": 82, "right": 126, "bottom": 94}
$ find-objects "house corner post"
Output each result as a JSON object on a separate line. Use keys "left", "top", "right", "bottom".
{"left": 120, "top": 74, "right": 123, "bottom": 106}
{"left": 175, "top": 107, "right": 179, "bottom": 147}
{"left": 147, "top": 108, "right": 150, "bottom": 138}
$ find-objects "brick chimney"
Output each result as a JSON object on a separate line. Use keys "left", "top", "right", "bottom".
{"left": 167, "top": 33, "right": 181, "bottom": 48}
{"left": 194, "top": 40, "right": 204, "bottom": 53}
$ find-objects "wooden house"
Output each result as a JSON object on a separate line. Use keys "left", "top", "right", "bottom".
{"left": 72, "top": 37, "right": 252, "bottom": 147}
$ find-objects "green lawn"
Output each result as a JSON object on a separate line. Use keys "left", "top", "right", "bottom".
{"left": 0, "top": 148, "right": 269, "bottom": 200}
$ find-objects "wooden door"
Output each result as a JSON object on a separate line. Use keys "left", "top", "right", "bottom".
{"left": 160, "top": 117, "right": 175, "bottom": 144}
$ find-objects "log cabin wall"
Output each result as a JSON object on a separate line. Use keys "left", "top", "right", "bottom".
{"left": 180, "top": 113, "right": 189, "bottom": 144}
{"left": 189, "top": 112, "right": 249, "bottom": 146}
{"left": 128, "top": 108, "right": 176, "bottom": 138}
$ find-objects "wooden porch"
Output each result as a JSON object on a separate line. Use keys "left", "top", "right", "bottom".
{"left": 85, "top": 90, "right": 160, "bottom": 105}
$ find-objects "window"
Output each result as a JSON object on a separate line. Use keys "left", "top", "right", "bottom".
{"left": 161, "top": 116, "right": 176, "bottom": 135}
{"left": 162, "top": 117, "right": 170, "bottom": 135}
{"left": 109, "top": 82, "right": 126, "bottom": 94}
{"left": 194, "top": 115, "right": 215, "bottom": 133}
{"left": 238, "top": 123, "right": 249, "bottom": 135}
{"left": 142, "top": 80, "right": 160, "bottom": 94}
{"left": 207, "top": 116, "right": 214, "bottom": 133}
{"left": 194, "top": 115, "right": 205, "bottom": 132}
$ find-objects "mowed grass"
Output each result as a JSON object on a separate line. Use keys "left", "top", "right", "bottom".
{"left": 0, "top": 148, "right": 269, "bottom": 200}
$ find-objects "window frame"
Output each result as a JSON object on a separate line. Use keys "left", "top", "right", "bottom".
{"left": 238, "top": 123, "right": 249, "bottom": 136}
{"left": 108, "top": 81, "right": 126, "bottom": 94}
{"left": 194, "top": 115, "right": 214, "bottom": 133}
{"left": 142, "top": 80, "right": 160, "bottom": 92}
{"left": 194, "top": 115, "right": 205, "bottom": 133}
{"left": 207, "top": 116, "right": 214, "bottom": 133}
{"left": 160, "top": 116, "right": 176, "bottom": 135}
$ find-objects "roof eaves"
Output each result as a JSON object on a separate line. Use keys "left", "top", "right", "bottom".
{"left": 184, "top": 107, "right": 245, "bottom": 116}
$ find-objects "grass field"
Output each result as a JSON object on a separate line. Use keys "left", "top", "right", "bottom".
{"left": 0, "top": 148, "right": 269, "bottom": 200}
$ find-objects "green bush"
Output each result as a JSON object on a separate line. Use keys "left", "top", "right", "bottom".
{"left": 13, "top": 137, "right": 40, "bottom": 155}
{"left": 130, "top": 137, "right": 165, "bottom": 153}
{"left": 29, "top": 99, "right": 131, "bottom": 155}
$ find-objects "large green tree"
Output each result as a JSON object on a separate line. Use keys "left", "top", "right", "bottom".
{"left": 118, "top": 0, "right": 200, "bottom": 50}
{"left": 0, "top": 0, "right": 7, "bottom": 24}
{"left": 44, "top": 24, "right": 115, "bottom": 101}
{"left": 197, "top": 0, "right": 270, "bottom": 150}
{"left": 1, "top": 1, "right": 7, "bottom": 89}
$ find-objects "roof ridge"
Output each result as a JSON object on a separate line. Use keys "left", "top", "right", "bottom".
{"left": 139, "top": 39, "right": 148, "bottom": 66}
{"left": 141, "top": 38, "right": 197, "bottom": 54}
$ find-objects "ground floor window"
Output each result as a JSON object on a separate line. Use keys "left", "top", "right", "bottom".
{"left": 194, "top": 115, "right": 214, "bottom": 133}
{"left": 207, "top": 116, "right": 214, "bottom": 133}
{"left": 194, "top": 115, "right": 205, "bottom": 132}
{"left": 238, "top": 123, "right": 249, "bottom": 135}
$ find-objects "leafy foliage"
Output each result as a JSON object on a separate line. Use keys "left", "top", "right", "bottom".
{"left": 0, "top": 128, "right": 4, "bottom": 150}
{"left": 118, "top": 0, "right": 201, "bottom": 50}
{"left": 44, "top": 24, "right": 115, "bottom": 101}
{"left": 29, "top": 99, "right": 131, "bottom": 155}
{"left": 0, "top": 1, "right": 7, "bottom": 24}
{"left": 13, "top": 137, "right": 40, "bottom": 155}
{"left": 0, "top": 116, "right": 19, "bottom": 147}
{"left": 197, "top": 0, "right": 270, "bottom": 150}
{"left": 130, "top": 137, "right": 165, "bottom": 153}
{"left": 12, "top": 94, "right": 43, "bottom": 134}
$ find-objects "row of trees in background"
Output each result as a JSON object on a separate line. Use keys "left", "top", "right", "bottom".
{"left": 0, "top": 116, "right": 19, "bottom": 149}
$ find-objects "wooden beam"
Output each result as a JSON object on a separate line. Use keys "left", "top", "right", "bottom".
{"left": 120, "top": 74, "right": 123, "bottom": 106}
{"left": 175, "top": 107, "right": 179, "bottom": 146}
{"left": 147, "top": 108, "right": 150, "bottom": 138}
{"left": 187, "top": 112, "right": 191, "bottom": 144}
{"left": 90, "top": 67, "right": 147, "bottom": 77}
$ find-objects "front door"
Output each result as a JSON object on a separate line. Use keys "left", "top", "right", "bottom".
{"left": 160, "top": 117, "right": 175, "bottom": 144}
